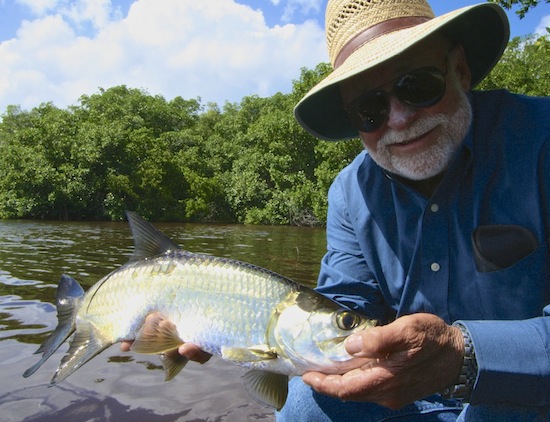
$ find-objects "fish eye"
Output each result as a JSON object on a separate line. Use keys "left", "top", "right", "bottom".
{"left": 336, "top": 310, "right": 360, "bottom": 330}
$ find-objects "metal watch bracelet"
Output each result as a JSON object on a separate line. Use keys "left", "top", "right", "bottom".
{"left": 441, "top": 323, "right": 478, "bottom": 401}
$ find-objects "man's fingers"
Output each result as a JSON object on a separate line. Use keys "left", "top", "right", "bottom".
{"left": 120, "top": 340, "right": 132, "bottom": 352}
{"left": 303, "top": 365, "right": 388, "bottom": 402}
{"left": 302, "top": 371, "right": 326, "bottom": 389}
{"left": 179, "top": 343, "right": 212, "bottom": 364}
{"left": 120, "top": 339, "right": 211, "bottom": 364}
{"left": 345, "top": 326, "right": 396, "bottom": 358}
{"left": 346, "top": 314, "right": 446, "bottom": 358}
{"left": 303, "top": 372, "right": 345, "bottom": 398}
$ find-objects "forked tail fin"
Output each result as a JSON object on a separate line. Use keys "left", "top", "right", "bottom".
{"left": 50, "top": 317, "right": 112, "bottom": 384}
{"left": 23, "top": 274, "right": 85, "bottom": 378}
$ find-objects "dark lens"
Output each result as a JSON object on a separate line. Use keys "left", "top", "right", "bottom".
{"left": 346, "top": 91, "right": 389, "bottom": 133}
{"left": 394, "top": 67, "right": 446, "bottom": 108}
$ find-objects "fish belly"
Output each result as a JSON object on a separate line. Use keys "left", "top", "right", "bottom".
{"left": 78, "top": 253, "right": 295, "bottom": 356}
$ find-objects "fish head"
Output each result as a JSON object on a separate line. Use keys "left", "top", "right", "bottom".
{"left": 273, "top": 288, "right": 376, "bottom": 374}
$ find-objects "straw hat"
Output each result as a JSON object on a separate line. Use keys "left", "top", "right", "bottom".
{"left": 294, "top": 0, "right": 510, "bottom": 141}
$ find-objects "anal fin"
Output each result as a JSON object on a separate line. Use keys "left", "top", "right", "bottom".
{"left": 131, "top": 313, "right": 183, "bottom": 354}
{"left": 159, "top": 349, "right": 189, "bottom": 381}
{"left": 242, "top": 370, "right": 289, "bottom": 410}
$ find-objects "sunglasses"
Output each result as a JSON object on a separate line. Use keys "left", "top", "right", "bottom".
{"left": 344, "top": 66, "right": 447, "bottom": 133}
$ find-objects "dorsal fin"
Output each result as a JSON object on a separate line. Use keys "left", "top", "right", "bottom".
{"left": 126, "top": 211, "right": 180, "bottom": 262}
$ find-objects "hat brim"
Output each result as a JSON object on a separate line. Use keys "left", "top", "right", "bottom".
{"left": 294, "top": 3, "right": 510, "bottom": 141}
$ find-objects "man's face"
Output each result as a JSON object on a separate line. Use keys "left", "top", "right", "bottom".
{"left": 339, "top": 39, "right": 472, "bottom": 181}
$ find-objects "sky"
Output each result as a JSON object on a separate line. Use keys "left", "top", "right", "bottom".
{"left": 0, "top": 0, "right": 549, "bottom": 112}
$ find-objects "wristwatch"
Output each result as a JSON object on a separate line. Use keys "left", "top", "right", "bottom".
{"left": 441, "top": 323, "right": 478, "bottom": 401}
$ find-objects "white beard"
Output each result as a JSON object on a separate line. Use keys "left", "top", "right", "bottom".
{"left": 367, "top": 89, "right": 472, "bottom": 181}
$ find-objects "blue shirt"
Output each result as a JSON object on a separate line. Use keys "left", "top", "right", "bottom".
{"left": 317, "top": 90, "right": 550, "bottom": 408}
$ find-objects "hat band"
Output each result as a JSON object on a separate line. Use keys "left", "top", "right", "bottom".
{"left": 334, "top": 16, "right": 431, "bottom": 69}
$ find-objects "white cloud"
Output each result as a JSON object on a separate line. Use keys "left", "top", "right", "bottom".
{"left": 16, "top": 0, "right": 60, "bottom": 15}
{"left": 0, "top": 0, "right": 327, "bottom": 111}
{"left": 63, "top": 0, "right": 120, "bottom": 31}
{"left": 17, "top": 0, "right": 120, "bottom": 30}
{"left": 281, "top": 0, "right": 323, "bottom": 23}
{"left": 535, "top": 14, "right": 550, "bottom": 36}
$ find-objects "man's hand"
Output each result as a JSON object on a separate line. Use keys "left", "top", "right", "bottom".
{"left": 119, "top": 312, "right": 211, "bottom": 364}
{"left": 302, "top": 313, "right": 464, "bottom": 409}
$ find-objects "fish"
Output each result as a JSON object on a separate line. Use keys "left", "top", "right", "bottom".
{"left": 23, "top": 212, "right": 376, "bottom": 409}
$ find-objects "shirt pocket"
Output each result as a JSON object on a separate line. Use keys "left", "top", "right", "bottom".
{"left": 471, "top": 225, "right": 539, "bottom": 272}
{"left": 469, "top": 226, "right": 549, "bottom": 320}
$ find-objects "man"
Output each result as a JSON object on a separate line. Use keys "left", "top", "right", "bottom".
{"left": 276, "top": 0, "right": 550, "bottom": 420}
{"left": 123, "top": 1, "right": 550, "bottom": 420}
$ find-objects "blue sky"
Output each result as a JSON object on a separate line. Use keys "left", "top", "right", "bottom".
{"left": 0, "top": 0, "right": 548, "bottom": 112}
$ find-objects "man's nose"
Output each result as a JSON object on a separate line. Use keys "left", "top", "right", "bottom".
{"left": 385, "top": 95, "right": 418, "bottom": 131}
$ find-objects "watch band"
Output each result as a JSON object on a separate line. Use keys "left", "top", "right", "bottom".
{"left": 441, "top": 323, "right": 478, "bottom": 401}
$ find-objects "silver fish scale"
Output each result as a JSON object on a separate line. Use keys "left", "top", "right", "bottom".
{"left": 79, "top": 251, "right": 300, "bottom": 357}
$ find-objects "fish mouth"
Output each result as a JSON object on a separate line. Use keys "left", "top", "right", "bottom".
{"left": 315, "top": 337, "right": 349, "bottom": 361}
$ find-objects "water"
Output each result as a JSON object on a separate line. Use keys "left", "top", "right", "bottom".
{"left": 0, "top": 219, "right": 327, "bottom": 422}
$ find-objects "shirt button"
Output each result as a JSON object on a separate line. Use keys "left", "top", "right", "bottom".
{"left": 430, "top": 203, "right": 439, "bottom": 213}
{"left": 431, "top": 262, "right": 441, "bottom": 272}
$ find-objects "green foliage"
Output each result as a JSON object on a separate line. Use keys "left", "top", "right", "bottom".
{"left": 0, "top": 87, "right": 202, "bottom": 220}
{"left": 0, "top": 32, "right": 547, "bottom": 224}
{"left": 478, "top": 34, "right": 550, "bottom": 96}
{"left": 488, "top": 0, "right": 549, "bottom": 19}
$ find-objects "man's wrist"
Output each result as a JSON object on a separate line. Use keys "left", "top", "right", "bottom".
{"left": 441, "top": 323, "right": 478, "bottom": 401}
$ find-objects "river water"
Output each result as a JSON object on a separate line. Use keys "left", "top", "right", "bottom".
{"left": 0, "top": 219, "right": 327, "bottom": 421}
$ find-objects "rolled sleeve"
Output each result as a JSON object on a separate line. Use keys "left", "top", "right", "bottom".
{"left": 317, "top": 173, "right": 388, "bottom": 322}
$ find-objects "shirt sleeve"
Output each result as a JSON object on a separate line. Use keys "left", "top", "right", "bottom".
{"left": 459, "top": 307, "right": 550, "bottom": 407}
{"left": 316, "top": 175, "right": 390, "bottom": 323}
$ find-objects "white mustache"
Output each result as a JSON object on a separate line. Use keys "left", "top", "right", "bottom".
{"left": 380, "top": 115, "right": 446, "bottom": 146}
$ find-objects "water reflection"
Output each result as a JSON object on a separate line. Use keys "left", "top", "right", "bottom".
{"left": 0, "top": 219, "right": 326, "bottom": 421}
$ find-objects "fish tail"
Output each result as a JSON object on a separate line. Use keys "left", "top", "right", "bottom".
{"left": 50, "top": 318, "right": 111, "bottom": 385}
{"left": 23, "top": 274, "right": 85, "bottom": 378}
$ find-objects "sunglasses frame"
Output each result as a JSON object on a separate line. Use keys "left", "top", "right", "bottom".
{"left": 344, "top": 61, "right": 449, "bottom": 133}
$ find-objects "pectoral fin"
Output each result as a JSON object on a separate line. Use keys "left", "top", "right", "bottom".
{"left": 242, "top": 370, "right": 289, "bottom": 410}
{"left": 159, "top": 348, "right": 189, "bottom": 381}
{"left": 131, "top": 314, "right": 183, "bottom": 354}
{"left": 221, "top": 345, "right": 277, "bottom": 362}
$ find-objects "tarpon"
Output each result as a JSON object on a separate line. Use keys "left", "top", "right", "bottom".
{"left": 23, "top": 212, "right": 376, "bottom": 409}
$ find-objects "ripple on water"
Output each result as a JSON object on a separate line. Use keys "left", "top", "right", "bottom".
{"left": 0, "top": 219, "right": 324, "bottom": 421}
